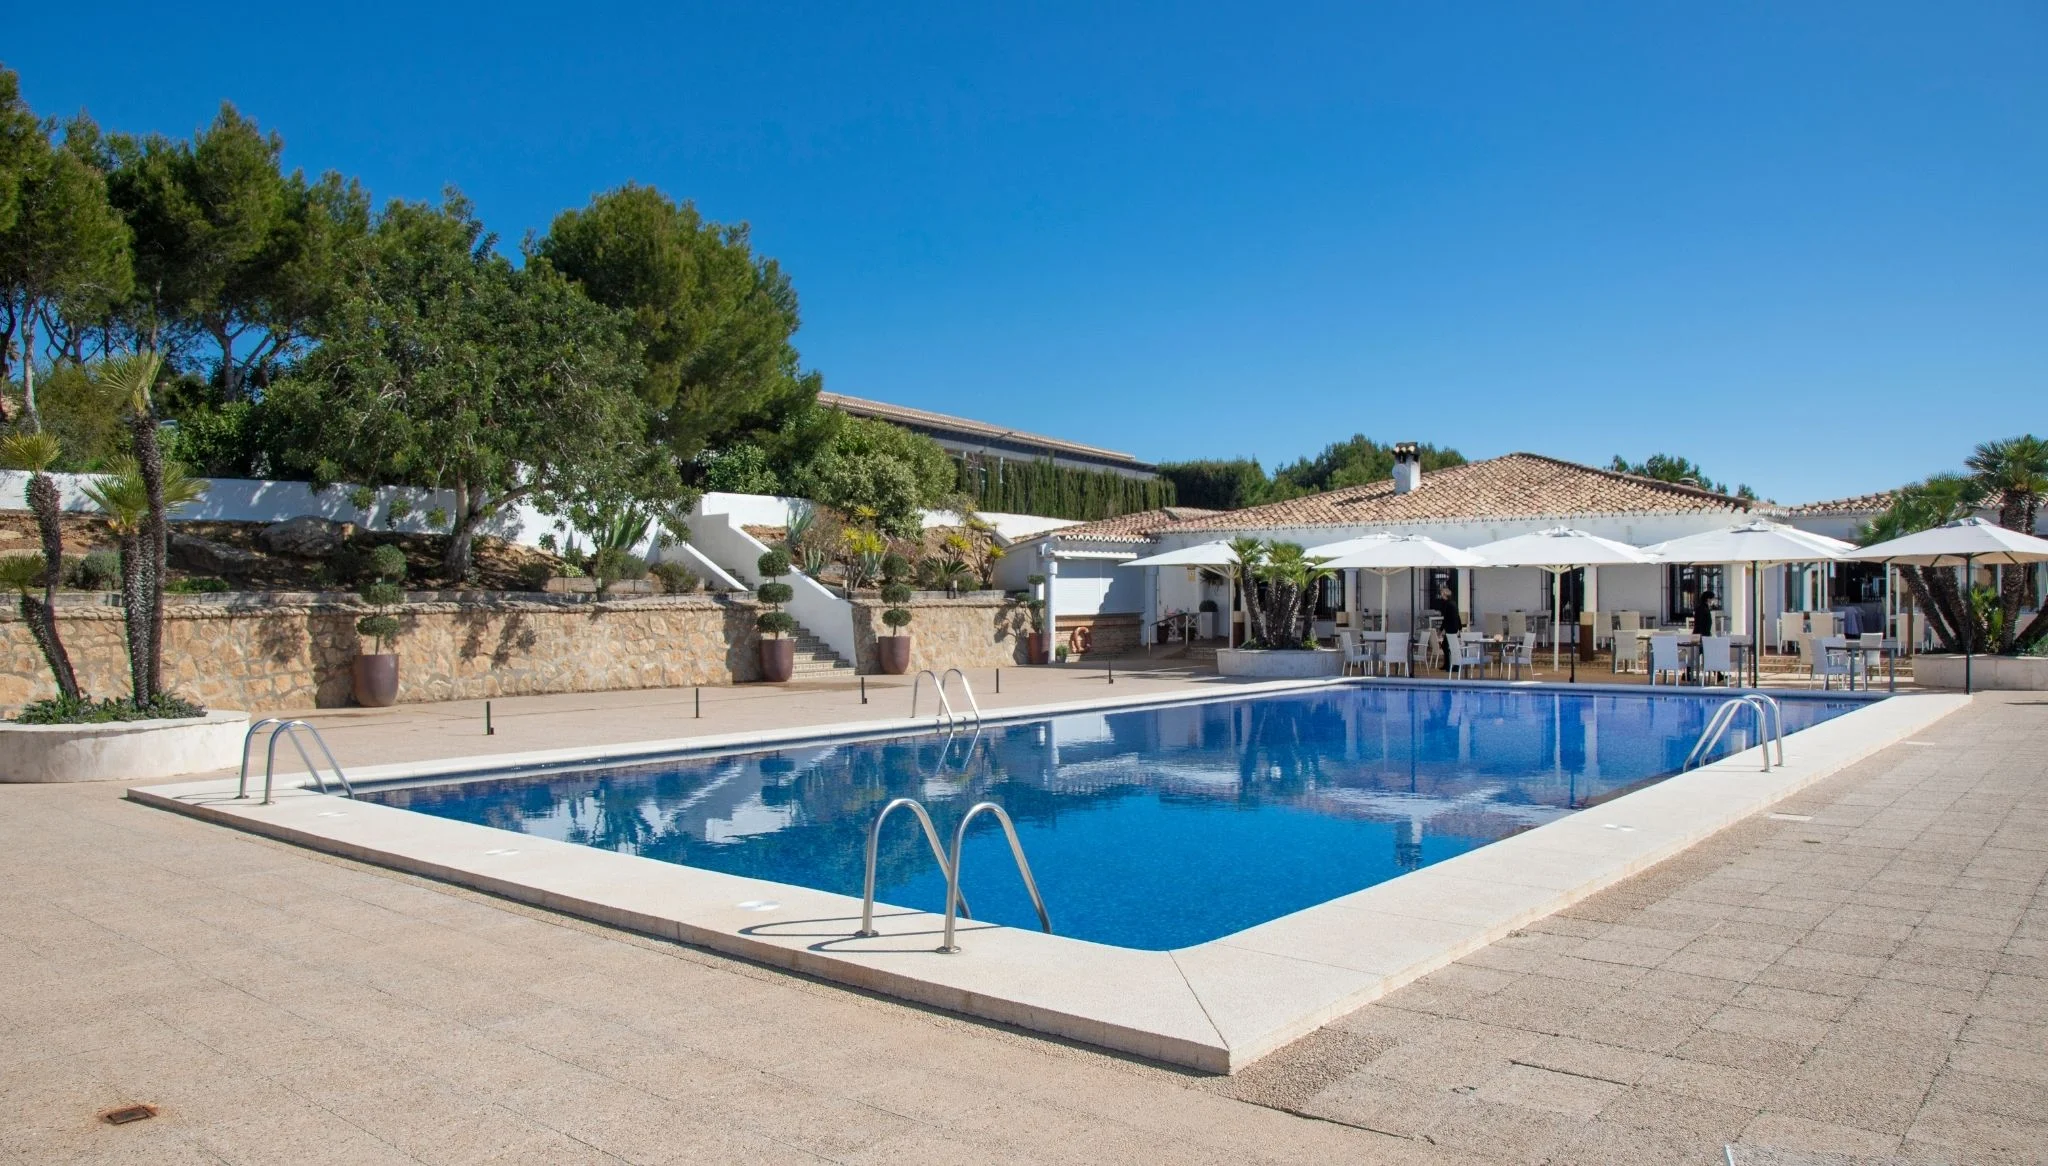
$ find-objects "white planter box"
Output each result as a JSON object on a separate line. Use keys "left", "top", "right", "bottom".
{"left": 1914, "top": 654, "right": 2048, "bottom": 691}
{"left": 1215, "top": 648, "right": 1346, "bottom": 679}
{"left": 0, "top": 710, "right": 250, "bottom": 783}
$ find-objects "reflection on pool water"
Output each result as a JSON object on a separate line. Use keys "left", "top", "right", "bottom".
{"left": 364, "top": 686, "right": 1864, "bottom": 950}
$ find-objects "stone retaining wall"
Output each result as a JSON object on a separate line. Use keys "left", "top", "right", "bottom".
{"left": 849, "top": 592, "right": 1031, "bottom": 673}
{"left": 0, "top": 593, "right": 767, "bottom": 713}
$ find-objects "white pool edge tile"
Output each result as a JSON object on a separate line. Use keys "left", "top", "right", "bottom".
{"left": 131, "top": 685, "right": 1969, "bottom": 1074}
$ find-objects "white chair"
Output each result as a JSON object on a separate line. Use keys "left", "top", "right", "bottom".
{"left": 1700, "top": 636, "right": 1735, "bottom": 686}
{"left": 1483, "top": 612, "right": 1507, "bottom": 637}
{"left": 1450, "top": 634, "right": 1488, "bottom": 680}
{"left": 1615, "top": 612, "right": 1641, "bottom": 649}
{"left": 1380, "top": 632, "right": 1411, "bottom": 677}
{"left": 1503, "top": 631, "right": 1538, "bottom": 679}
{"left": 1338, "top": 630, "right": 1365, "bottom": 676}
{"left": 1611, "top": 631, "right": 1642, "bottom": 674}
{"left": 1809, "top": 612, "right": 1839, "bottom": 640}
{"left": 1649, "top": 635, "right": 1685, "bottom": 685}
{"left": 1812, "top": 635, "right": 1854, "bottom": 690}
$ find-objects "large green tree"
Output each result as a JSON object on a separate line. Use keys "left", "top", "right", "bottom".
{"left": 90, "top": 103, "right": 368, "bottom": 395}
{"left": 1609, "top": 452, "right": 1756, "bottom": 501}
{"left": 538, "top": 183, "right": 818, "bottom": 465}
{"left": 786, "top": 411, "right": 955, "bottom": 536}
{"left": 1965, "top": 434, "right": 2048, "bottom": 651}
{"left": 0, "top": 72, "right": 131, "bottom": 429}
{"left": 266, "top": 193, "right": 673, "bottom": 578}
{"left": 1270, "top": 436, "right": 1466, "bottom": 499}
{"left": 1156, "top": 458, "right": 1269, "bottom": 511}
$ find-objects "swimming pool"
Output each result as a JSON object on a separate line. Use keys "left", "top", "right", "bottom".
{"left": 362, "top": 685, "right": 1863, "bottom": 950}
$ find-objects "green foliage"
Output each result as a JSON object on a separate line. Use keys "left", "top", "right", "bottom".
{"left": 25, "top": 363, "right": 131, "bottom": 467}
{"left": 347, "top": 485, "right": 376, "bottom": 512}
{"left": 756, "top": 548, "right": 790, "bottom": 578}
{"left": 0, "top": 553, "right": 45, "bottom": 592}
{"left": 14, "top": 690, "right": 204, "bottom": 725}
{"left": 263, "top": 193, "right": 671, "bottom": 579}
{"left": 354, "top": 613, "right": 401, "bottom": 647}
{"left": 1608, "top": 453, "right": 1754, "bottom": 500}
{"left": 162, "top": 397, "right": 267, "bottom": 477}
{"left": 880, "top": 580, "right": 913, "bottom": 605}
{"left": 649, "top": 561, "right": 700, "bottom": 593}
{"left": 67, "top": 549, "right": 120, "bottom": 590}
{"left": 756, "top": 609, "right": 797, "bottom": 637}
{"left": 1155, "top": 458, "right": 1266, "bottom": 511}
{"left": 538, "top": 183, "right": 819, "bottom": 463}
{"left": 1273, "top": 437, "right": 1465, "bottom": 497}
{"left": 367, "top": 542, "right": 407, "bottom": 581}
{"left": 881, "top": 606, "right": 913, "bottom": 630}
{"left": 788, "top": 414, "right": 954, "bottom": 537}
{"left": 385, "top": 495, "right": 414, "bottom": 524}
{"left": 591, "top": 547, "right": 647, "bottom": 591}
{"left": 756, "top": 580, "right": 794, "bottom": 605}
{"left": 165, "top": 576, "right": 229, "bottom": 593}
{"left": 700, "top": 443, "right": 782, "bottom": 494}
{"left": 955, "top": 455, "right": 1175, "bottom": 521}
{"left": 880, "top": 552, "right": 911, "bottom": 582}
{"left": 518, "top": 561, "right": 554, "bottom": 590}
{"left": 359, "top": 579, "right": 404, "bottom": 606}
{"left": 0, "top": 429, "right": 61, "bottom": 472}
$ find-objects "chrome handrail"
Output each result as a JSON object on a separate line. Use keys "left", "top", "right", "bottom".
{"left": 260, "top": 720, "right": 352, "bottom": 804}
{"left": 939, "top": 668, "right": 983, "bottom": 724}
{"left": 909, "top": 669, "right": 955, "bottom": 726}
{"left": 1746, "top": 692, "right": 1786, "bottom": 767}
{"left": 236, "top": 717, "right": 293, "bottom": 798}
{"left": 941, "top": 802, "right": 1052, "bottom": 952}
{"left": 1683, "top": 696, "right": 1775, "bottom": 773}
{"left": 856, "top": 797, "right": 970, "bottom": 937}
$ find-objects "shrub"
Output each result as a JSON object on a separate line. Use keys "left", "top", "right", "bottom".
{"left": 518, "top": 562, "right": 555, "bottom": 591}
{"left": 882, "top": 606, "right": 913, "bottom": 630}
{"left": 756, "top": 581, "right": 794, "bottom": 606}
{"left": 881, "top": 552, "right": 911, "bottom": 582}
{"left": 649, "top": 561, "right": 700, "bottom": 593}
{"left": 756, "top": 550, "right": 794, "bottom": 638}
{"left": 357, "top": 541, "right": 408, "bottom": 653}
{"left": 165, "top": 576, "right": 230, "bottom": 594}
{"left": 15, "top": 691, "right": 205, "bottom": 725}
{"left": 368, "top": 543, "right": 408, "bottom": 581}
{"left": 757, "top": 548, "right": 791, "bottom": 578}
{"left": 591, "top": 547, "right": 647, "bottom": 592}
{"left": 757, "top": 609, "right": 798, "bottom": 637}
{"left": 880, "top": 581, "right": 913, "bottom": 605}
{"left": 68, "top": 549, "right": 121, "bottom": 591}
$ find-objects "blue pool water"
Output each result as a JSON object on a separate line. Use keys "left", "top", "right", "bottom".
{"left": 363, "top": 686, "right": 1864, "bottom": 950}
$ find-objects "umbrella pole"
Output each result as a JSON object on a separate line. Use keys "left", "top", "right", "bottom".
{"left": 1752, "top": 560, "right": 1761, "bottom": 689}
{"left": 1965, "top": 554, "right": 1975, "bottom": 695}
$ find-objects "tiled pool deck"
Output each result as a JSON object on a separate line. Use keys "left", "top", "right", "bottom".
{"left": 3, "top": 672, "right": 2043, "bottom": 1163}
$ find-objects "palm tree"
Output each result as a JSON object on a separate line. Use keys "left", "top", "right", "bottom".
{"left": 82, "top": 456, "right": 207, "bottom": 703}
{"left": 1862, "top": 474, "right": 1983, "bottom": 653}
{"left": 95, "top": 353, "right": 173, "bottom": 701}
{"left": 0, "top": 431, "right": 79, "bottom": 699}
{"left": 1259, "top": 542, "right": 1336, "bottom": 647}
{"left": 1226, "top": 537, "right": 1268, "bottom": 646}
{"left": 1966, "top": 435, "right": 2048, "bottom": 651}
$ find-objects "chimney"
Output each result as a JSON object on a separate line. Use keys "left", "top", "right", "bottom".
{"left": 1392, "top": 442, "right": 1422, "bottom": 494}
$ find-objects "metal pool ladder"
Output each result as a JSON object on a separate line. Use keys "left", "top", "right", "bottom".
{"left": 941, "top": 802, "right": 1051, "bottom": 953}
{"left": 1684, "top": 694, "right": 1785, "bottom": 773}
{"left": 856, "top": 797, "right": 969, "bottom": 937}
{"left": 939, "top": 668, "right": 983, "bottom": 725}
{"left": 236, "top": 718, "right": 352, "bottom": 805}
{"left": 909, "top": 669, "right": 956, "bottom": 726}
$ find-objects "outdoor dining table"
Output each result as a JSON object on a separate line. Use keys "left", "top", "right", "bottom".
{"left": 1824, "top": 638, "right": 1899, "bottom": 693}
{"left": 1627, "top": 631, "right": 1755, "bottom": 685}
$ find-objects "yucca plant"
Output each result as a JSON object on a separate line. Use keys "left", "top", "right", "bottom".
{"left": 83, "top": 456, "right": 208, "bottom": 704}
{"left": 0, "top": 432, "right": 79, "bottom": 700}
{"left": 95, "top": 353, "right": 177, "bottom": 703}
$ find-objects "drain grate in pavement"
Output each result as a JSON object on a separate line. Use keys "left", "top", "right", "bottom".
{"left": 99, "top": 1105, "right": 157, "bottom": 1125}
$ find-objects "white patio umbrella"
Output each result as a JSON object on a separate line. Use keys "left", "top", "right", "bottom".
{"left": 1466, "top": 528, "right": 1658, "bottom": 679}
{"left": 1643, "top": 521, "right": 1853, "bottom": 687}
{"left": 1305, "top": 533, "right": 1487, "bottom": 642}
{"left": 1843, "top": 518, "right": 2048, "bottom": 693}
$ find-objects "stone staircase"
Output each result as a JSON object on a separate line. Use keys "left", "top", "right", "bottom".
{"left": 787, "top": 624, "right": 855, "bottom": 678}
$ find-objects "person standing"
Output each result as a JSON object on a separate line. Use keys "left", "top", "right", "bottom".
{"left": 1692, "top": 588, "right": 1719, "bottom": 637}
{"left": 1431, "top": 583, "right": 1463, "bottom": 667}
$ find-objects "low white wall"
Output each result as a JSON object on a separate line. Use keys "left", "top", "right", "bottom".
{"left": 0, "top": 709, "right": 248, "bottom": 783}
{"left": 1915, "top": 654, "right": 2048, "bottom": 691}
{"left": 690, "top": 510, "right": 856, "bottom": 662}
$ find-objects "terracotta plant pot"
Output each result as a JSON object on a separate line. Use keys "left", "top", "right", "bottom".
{"left": 759, "top": 638, "right": 795, "bottom": 683}
{"left": 1027, "top": 632, "right": 1048, "bottom": 664}
{"left": 877, "top": 635, "right": 912, "bottom": 675}
{"left": 352, "top": 653, "right": 399, "bottom": 707}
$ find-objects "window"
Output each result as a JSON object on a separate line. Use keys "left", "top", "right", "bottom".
{"left": 1668, "top": 565, "right": 1724, "bottom": 623}
{"left": 1541, "top": 568, "right": 1585, "bottom": 619}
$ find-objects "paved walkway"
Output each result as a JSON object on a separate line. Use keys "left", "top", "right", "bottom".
{"left": 1, "top": 684, "right": 2038, "bottom": 1164}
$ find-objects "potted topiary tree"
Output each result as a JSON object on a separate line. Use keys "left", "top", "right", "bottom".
{"left": 756, "top": 549, "right": 797, "bottom": 682}
{"left": 877, "top": 557, "right": 914, "bottom": 673}
{"left": 353, "top": 544, "right": 408, "bottom": 707}
{"left": 1024, "top": 573, "right": 1049, "bottom": 663}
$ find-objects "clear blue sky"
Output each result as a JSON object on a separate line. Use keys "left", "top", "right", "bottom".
{"left": 11, "top": 2, "right": 2044, "bottom": 503}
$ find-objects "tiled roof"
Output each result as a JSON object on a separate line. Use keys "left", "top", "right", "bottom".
{"left": 1780, "top": 491, "right": 1896, "bottom": 517}
{"left": 1169, "top": 453, "right": 1756, "bottom": 533}
{"left": 1036, "top": 507, "right": 1224, "bottom": 544}
{"left": 817, "top": 392, "right": 1149, "bottom": 468}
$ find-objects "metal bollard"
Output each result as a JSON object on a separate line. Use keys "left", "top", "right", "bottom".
{"left": 860, "top": 676, "right": 868, "bottom": 704}
{"left": 695, "top": 686, "right": 701, "bottom": 719}
{"left": 995, "top": 667, "right": 1001, "bottom": 694}
{"left": 1107, "top": 658, "right": 1114, "bottom": 685}
{"left": 484, "top": 701, "right": 494, "bottom": 735}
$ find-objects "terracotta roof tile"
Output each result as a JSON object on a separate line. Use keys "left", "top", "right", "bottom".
{"left": 1780, "top": 490, "right": 1896, "bottom": 516}
{"left": 1169, "top": 453, "right": 1757, "bottom": 533}
{"left": 1038, "top": 507, "right": 1224, "bottom": 544}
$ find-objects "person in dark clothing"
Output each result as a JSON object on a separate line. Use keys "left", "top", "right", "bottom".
{"left": 1431, "top": 584, "right": 1463, "bottom": 666}
{"left": 1692, "top": 588, "right": 1718, "bottom": 637}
